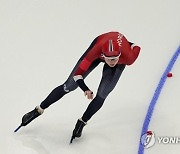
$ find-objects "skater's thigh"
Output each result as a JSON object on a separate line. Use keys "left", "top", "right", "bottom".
{"left": 97, "top": 64, "right": 126, "bottom": 99}
{"left": 63, "top": 59, "right": 101, "bottom": 92}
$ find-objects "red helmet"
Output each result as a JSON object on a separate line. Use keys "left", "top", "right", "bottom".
{"left": 102, "top": 39, "right": 121, "bottom": 57}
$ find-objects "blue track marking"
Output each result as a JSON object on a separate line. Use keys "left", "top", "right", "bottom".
{"left": 138, "top": 46, "right": 180, "bottom": 154}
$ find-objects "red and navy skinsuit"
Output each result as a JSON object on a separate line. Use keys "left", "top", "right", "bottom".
{"left": 40, "top": 32, "right": 141, "bottom": 122}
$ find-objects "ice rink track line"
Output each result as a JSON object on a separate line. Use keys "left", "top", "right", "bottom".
{"left": 138, "top": 46, "right": 180, "bottom": 154}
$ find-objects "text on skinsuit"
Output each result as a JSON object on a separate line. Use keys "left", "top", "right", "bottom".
{"left": 117, "top": 33, "right": 123, "bottom": 46}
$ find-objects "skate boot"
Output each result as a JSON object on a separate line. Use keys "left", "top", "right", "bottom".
{"left": 70, "top": 118, "right": 87, "bottom": 143}
{"left": 14, "top": 106, "right": 44, "bottom": 132}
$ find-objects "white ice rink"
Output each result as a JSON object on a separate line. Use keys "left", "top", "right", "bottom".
{"left": 0, "top": 0, "right": 180, "bottom": 154}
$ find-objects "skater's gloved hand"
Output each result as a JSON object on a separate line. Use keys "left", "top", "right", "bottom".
{"left": 84, "top": 90, "right": 94, "bottom": 100}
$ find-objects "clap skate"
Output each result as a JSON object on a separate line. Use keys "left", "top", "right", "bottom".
{"left": 14, "top": 106, "right": 44, "bottom": 132}
{"left": 70, "top": 118, "right": 87, "bottom": 143}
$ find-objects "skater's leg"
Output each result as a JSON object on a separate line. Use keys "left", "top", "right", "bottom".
{"left": 40, "top": 59, "right": 101, "bottom": 109}
{"left": 81, "top": 64, "right": 126, "bottom": 122}
{"left": 81, "top": 95, "right": 105, "bottom": 122}
{"left": 69, "top": 64, "right": 125, "bottom": 140}
{"left": 40, "top": 37, "right": 99, "bottom": 109}
{"left": 17, "top": 75, "right": 79, "bottom": 131}
{"left": 40, "top": 84, "right": 70, "bottom": 109}
{"left": 17, "top": 38, "right": 100, "bottom": 131}
{"left": 97, "top": 64, "right": 126, "bottom": 99}
{"left": 19, "top": 59, "right": 101, "bottom": 130}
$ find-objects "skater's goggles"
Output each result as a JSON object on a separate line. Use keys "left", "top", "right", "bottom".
{"left": 102, "top": 54, "right": 120, "bottom": 61}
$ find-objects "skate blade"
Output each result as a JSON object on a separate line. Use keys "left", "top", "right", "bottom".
{"left": 14, "top": 125, "right": 22, "bottom": 132}
{"left": 70, "top": 136, "right": 75, "bottom": 144}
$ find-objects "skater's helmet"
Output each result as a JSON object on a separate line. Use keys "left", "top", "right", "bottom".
{"left": 102, "top": 39, "right": 121, "bottom": 58}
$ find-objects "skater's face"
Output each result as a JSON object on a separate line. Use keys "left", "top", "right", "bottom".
{"left": 104, "top": 57, "right": 119, "bottom": 67}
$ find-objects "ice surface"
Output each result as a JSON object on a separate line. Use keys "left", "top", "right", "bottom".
{"left": 0, "top": 0, "right": 180, "bottom": 153}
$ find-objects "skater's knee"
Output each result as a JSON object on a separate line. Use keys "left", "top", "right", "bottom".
{"left": 97, "top": 91, "right": 110, "bottom": 99}
{"left": 63, "top": 78, "right": 79, "bottom": 92}
{"left": 95, "top": 95, "right": 105, "bottom": 103}
{"left": 63, "top": 83, "right": 78, "bottom": 93}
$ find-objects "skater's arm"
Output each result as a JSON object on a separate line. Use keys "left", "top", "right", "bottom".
{"left": 84, "top": 90, "right": 94, "bottom": 99}
{"left": 74, "top": 76, "right": 90, "bottom": 91}
{"left": 74, "top": 76, "right": 94, "bottom": 99}
{"left": 120, "top": 37, "right": 141, "bottom": 65}
{"left": 73, "top": 38, "right": 101, "bottom": 91}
